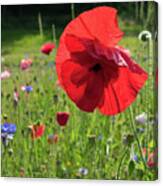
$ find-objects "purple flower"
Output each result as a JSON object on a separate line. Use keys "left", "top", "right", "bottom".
{"left": 135, "top": 113, "right": 147, "bottom": 124}
{"left": 21, "top": 85, "right": 33, "bottom": 93}
{"left": 132, "top": 154, "right": 139, "bottom": 162}
{"left": 1, "top": 123, "right": 16, "bottom": 146}
{"left": 25, "top": 86, "right": 33, "bottom": 93}
{"left": 1, "top": 123, "right": 16, "bottom": 134}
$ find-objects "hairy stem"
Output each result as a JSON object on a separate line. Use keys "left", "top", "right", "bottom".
{"left": 116, "top": 147, "right": 129, "bottom": 179}
{"left": 129, "top": 106, "right": 146, "bottom": 169}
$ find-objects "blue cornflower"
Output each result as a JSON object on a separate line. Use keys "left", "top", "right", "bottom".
{"left": 1, "top": 123, "right": 16, "bottom": 134}
{"left": 1, "top": 123, "right": 16, "bottom": 146}
{"left": 1, "top": 123, "right": 10, "bottom": 133}
{"left": 25, "top": 86, "right": 33, "bottom": 93}
{"left": 132, "top": 154, "right": 139, "bottom": 162}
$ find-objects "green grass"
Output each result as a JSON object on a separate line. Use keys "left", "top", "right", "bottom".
{"left": 1, "top": 24, "right": 157, "bottom": 180}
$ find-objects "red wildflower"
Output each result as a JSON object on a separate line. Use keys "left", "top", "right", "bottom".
{"left": 29, "top": 123, "right": 45, "bottom": 139}
{"left": 142, "top": 148, "right": 157, "bottom": 168}
{"left": 41, "top": 42, "right": 55, "bottom": 55}
{"left": 20, "top": 59, "right": 32, "bottom": 70}
{"left": 56, "top": 112, "right": 69, "bottom": 126}
{"left": 56, "top": 6, "right": 148, "bottom": 115}
{"left": 147, "top": 152, "right": 157, "bottom": 168}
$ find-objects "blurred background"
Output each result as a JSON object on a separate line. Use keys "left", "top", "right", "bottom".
{"left": 1, "top": 1, "right": 157, "bottom": 46}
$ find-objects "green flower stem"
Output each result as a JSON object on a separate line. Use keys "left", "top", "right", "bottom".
{"left": 71, "top": 3, "right": 75, "bottom": 19}
{"left": 52, "top": 24, "right": 57, "bottom": 44}
{"left": 145, "top": 39, "right": 151, "bottom": 159}
{"left": 129, "top": 106, "right": 147, "bottom": 169}
{"left": 116, "top": 147, "right": 129, "bottom": 179}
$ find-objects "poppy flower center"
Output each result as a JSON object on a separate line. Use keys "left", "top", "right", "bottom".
{"left": 90, "top": 63, "right": 102, "bottom": 73}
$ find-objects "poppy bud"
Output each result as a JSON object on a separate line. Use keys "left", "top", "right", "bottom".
{"left": 3, "top": 114, "right": 8, "bottom": 120}
{"left": 19, "top": 167, "right": 25, "bottom": 177}
{"left": 47, "top": 134, "right": 59, "bottom": 144}
{"left": 138, "top": 30, "right": 152, "bottom": 42}
{"left": 56, "top": 112, "right": 70, "bottom": 127}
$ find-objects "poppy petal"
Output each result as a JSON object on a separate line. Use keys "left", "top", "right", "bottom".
{"left": 98, "top": 65, "right": 148, "bottom": 115}
{"left": 56, "top": 6, "right": 123, "bottom": 85}
{"left": 36, "top": 125, "right": 45, "bottom": 138}
{"left": 31, "top": 124, "right": 45, "bottom": 139}
{"left": 65, "top": 34, "right": 86, "bottom": 53}
{"left": 61, "top": 60, "right": 104, "bottom": 112}
{"left": 64, "top": 34, "right": 95, "bottom": 67}
{"left": 77, "top": 6, "right": 124, "bottom": 46}
{"left": 65, "top": 6, "right": 123, "bottom": 46}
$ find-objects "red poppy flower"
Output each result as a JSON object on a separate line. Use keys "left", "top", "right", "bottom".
{"left": 147, "top": 152, "right": 157, "bottom": 168}
{"left": 29, "top": 123, "right": 45, "bottom": 139}
{"left": 56, "top": 112, "right": 69, "bottom": 126}
{"left": 56, "top": 6, "right": 148, "bottom": 115}
{"left": 41, "top": 42, "right": 55, "bottom": 55}
{"left": 142, "top": 148, "right": 157, "bottom": 168}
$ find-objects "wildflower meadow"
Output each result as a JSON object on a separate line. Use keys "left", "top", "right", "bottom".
{"left": 1, "top": 2, "right": 158, "bottom": 180}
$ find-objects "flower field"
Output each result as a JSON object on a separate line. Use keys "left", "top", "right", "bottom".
{"left": 1, "top": 3, "right": 158, "bottom": 180}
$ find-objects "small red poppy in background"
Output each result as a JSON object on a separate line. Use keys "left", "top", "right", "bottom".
{"left": 147, "top": 152, "right": 157, "bottom": 168}
{"left": 47, "top": 134, "right": 59, "bottom": 144}
{"left": 20, "top": 58, "right": 32, "bottom": 70}
{"left": 142, "top": 148, "right": 157, "bottom": 168}
{"left": 56, "top": 112, "right": 69, "bottom": 126}
{"left": 28, "top": 123, "right": 45, "bottom": 139}
{"left": 41, "top": 42, "right": 55, "bottom": 55}
{"left": 56, "top": 6, "right": 148, "bottom": 115}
